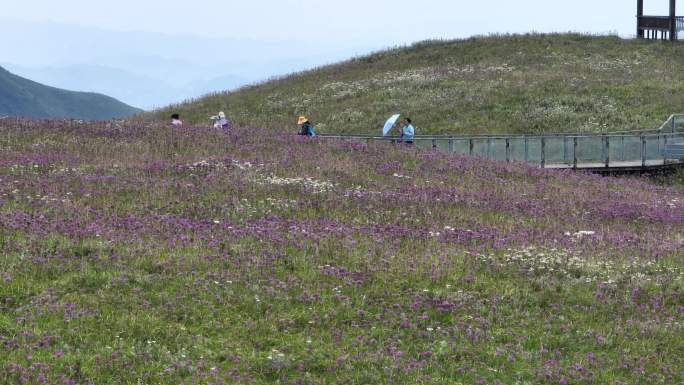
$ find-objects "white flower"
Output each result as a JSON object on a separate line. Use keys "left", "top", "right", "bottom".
{"left": 392, "top": 173, "right": 411, "bottom": 179}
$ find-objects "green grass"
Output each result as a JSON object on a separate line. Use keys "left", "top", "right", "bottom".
{"left": 148, "top": 33, "right": 684, "bottom": 135}
{"left": 0, "top": 121, "right": 682, "bottom": 384}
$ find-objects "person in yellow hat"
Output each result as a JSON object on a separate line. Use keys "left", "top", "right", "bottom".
{"left": 297, "top": 116, "right": 316, "bottom": 136}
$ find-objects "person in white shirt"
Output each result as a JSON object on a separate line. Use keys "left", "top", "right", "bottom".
{"left": 171, "top": 113, "right": 183, "bottom": 126}
{"left": 210, "top": 111, "right": 232, "bottom": 129}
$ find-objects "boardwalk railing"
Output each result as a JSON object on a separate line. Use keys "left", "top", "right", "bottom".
{"left": 320, "top": 115, "right": 684, "bottom": 171}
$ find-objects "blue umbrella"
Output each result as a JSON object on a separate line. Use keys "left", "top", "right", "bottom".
{"left": 383, "top": 114, "right": 401, "bottom": 136}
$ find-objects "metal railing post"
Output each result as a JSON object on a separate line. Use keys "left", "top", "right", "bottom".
{"left": 469, "top": 139, "right": 474, "bottom": 156}
{"left": 563, "top": 136, "right": 568, "bottom": 164}
{"left": 486, "top": 138, "right": 491, "bottom": 159}
{"left": 505, "top": 138, "right": 510, "bottom": 162}
{"left": 524, "top": 136, "right": 529, "bottom": 162}
{"left": 621, "top": 136, "right": 625, "bottom": 161}
{"left": 604, "top": 135, "right": 610, "bottom": 168}
{"left": 541, "top": 137, "right": 546, "bottom": 168}
{"left": 448, "top": 138, "right": 454, "bottom": 153}
{"left": 641, "top": 135, "right": 646, "bottom": 167}
{"left": 601, "top": 135, "right": 607, "bottom": 165}
{"left": 432, "top": 139, "right": 437, "bottom": 149}
{"left": 573, "top": 136, "right": 578, "bottom": 169}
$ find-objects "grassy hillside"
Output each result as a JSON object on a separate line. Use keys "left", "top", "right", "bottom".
{"left": 1, "top": 119, "right": 682, "bottom": 383}
{"left": 0, "top": 66, "right": 141, "bottom": 120}
{"left": 151, "top": 34, "right": 684, "bottom": 135}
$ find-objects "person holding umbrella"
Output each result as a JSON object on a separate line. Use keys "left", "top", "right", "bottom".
{"left": 400, "top": 118, "right": 415, "bottom": 145}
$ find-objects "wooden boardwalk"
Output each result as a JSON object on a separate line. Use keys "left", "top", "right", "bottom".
{"left": 319, "top": 115, "right": 684, "bottom": 174}
{"left": 545, "top": 159, "right": 683, "bottom": 173}
{"left": 546, "top": 160, "right": 667, "bottom": 169}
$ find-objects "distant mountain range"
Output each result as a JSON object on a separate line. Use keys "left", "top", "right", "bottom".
{"left": 1, "top": 63, "right": 249, "bottom": 110}
{"left": 0, "top": 65, "right": 141, "bottom": 120}
{"left": 0, "top": 19, "right": 385, "bottom": 109}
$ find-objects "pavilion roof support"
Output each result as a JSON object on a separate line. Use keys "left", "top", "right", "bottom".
{"left": 638, "top": 0, "right": 645, "bottom": 37}
{"left": 670, "top": 0, "right": 677, "bottom": 40}
{"left": 637, "top": 0, "right": 679, "bottom": 40}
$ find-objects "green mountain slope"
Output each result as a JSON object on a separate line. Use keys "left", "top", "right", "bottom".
{"left": 0, "top": 66, "right": 141, "bottom": 120}
{"left": 150, "top": 34, "right": 684, "bottom": 135}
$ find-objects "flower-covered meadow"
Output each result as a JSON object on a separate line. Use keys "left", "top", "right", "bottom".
{"left": 0, "top": 119, "right": 683, "bottom": 384}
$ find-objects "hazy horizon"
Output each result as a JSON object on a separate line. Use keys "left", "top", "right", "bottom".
{"left": 0, "top": 19, "right": 388, "bottom": 109}
{"left": 2, "top": 0, "right": 679, "bottom": 109}
{"left": 3, "top": 0, "right": 678, "bottom": 42}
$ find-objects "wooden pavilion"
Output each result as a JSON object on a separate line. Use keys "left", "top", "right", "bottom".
{"left": 637, "top": 0, "right": 683, "bottom": 40}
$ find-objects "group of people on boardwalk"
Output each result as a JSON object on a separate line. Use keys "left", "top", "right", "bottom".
{"left": 169, "top": 111, "right": 414, "bottom": 143}
{"left": 296, "top": 115, "right": 414, "bottom": 143}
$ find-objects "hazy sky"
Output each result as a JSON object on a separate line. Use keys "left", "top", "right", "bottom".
{"left": 4, "top": 0, "right": 678, "bottom": 43}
